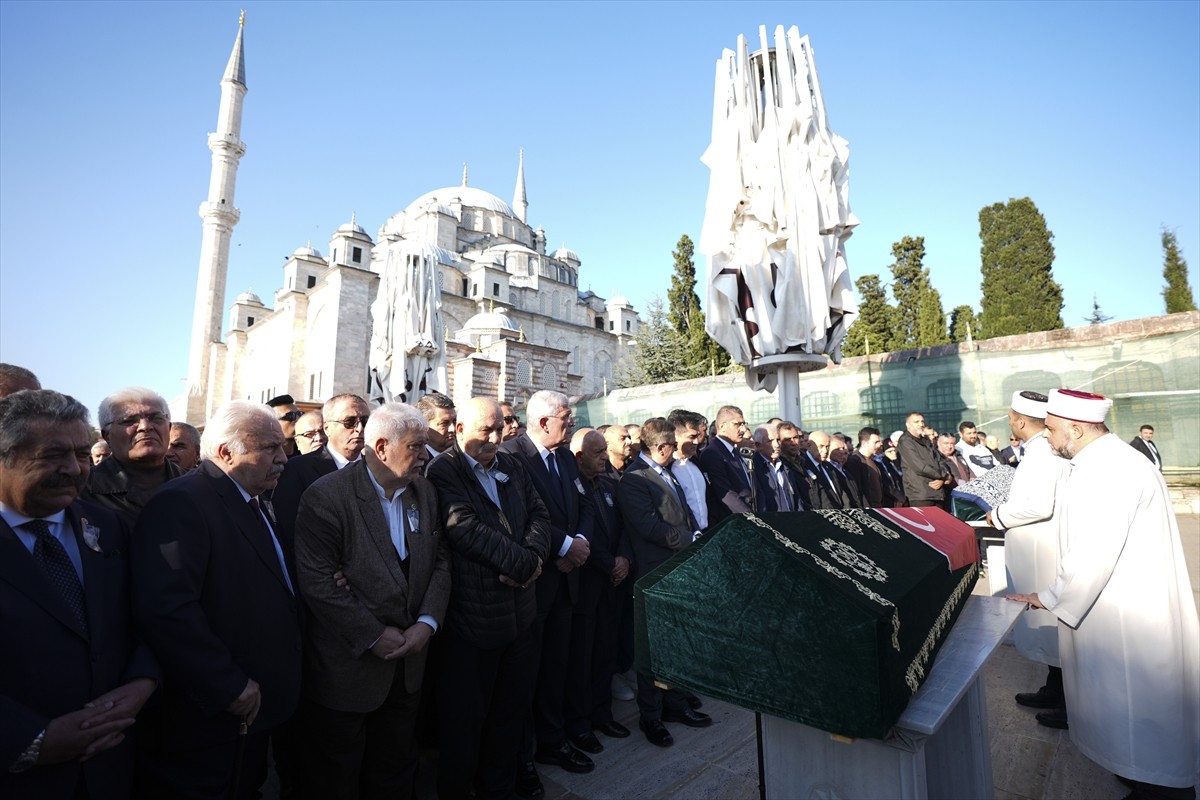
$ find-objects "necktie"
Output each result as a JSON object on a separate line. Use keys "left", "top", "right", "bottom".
{"left": 249, "top": 497, "right": 294, "bottom": 593}
{"left": 661, "top": 466, "right": 698, "bottom": 531}
{"left": 395, "top": 490, "right": 410, "bottom": 578}
{"left": 24, "top": 520, "right": 88, "bottom": 633}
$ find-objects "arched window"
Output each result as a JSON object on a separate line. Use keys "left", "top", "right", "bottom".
{"left": 515, "top": 360, "right": 532, "bottom": 386}
{"left": 802, "top": 391, "right": 839, "bottom": 422}
{"left": 750, "top": 397, "right": 779, "bottom": 425}
{"left": 859, "top": 384, "right": 905, "bottom": 435}
{"left": 925, "top": 378, "right": 966, "bottom": 437}
{"left": 542, "top": 364, "right": 558, "bottom": 390}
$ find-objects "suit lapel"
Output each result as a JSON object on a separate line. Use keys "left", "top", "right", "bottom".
{"left": 0, "top": 512, "right": 89, "bottom": 639}
{"left": 206, "top": 464, "right": 291, "bottom": 593}
{"left": 520, "top": 437, "right": 567, "bottom": 518}
{"left": 67, "top": 505, "right": 107, "bottom": 641}
{"left": 351, "top": 463, "right": 407, "bottom": 590}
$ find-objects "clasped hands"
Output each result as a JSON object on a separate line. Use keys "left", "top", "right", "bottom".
{"left": 555, "top": 535, "right": 591, "bottom": 573}
{"left": 500, "top": 557, "right": 543, "bottom": 589}
{"left": 39, "top": 677, "right": 156, "bottom": 766}
{"left": 370, "top": 621, "right": 434, "bottom": 661}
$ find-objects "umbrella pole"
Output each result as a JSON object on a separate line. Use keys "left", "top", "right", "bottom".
{"left": 776, "top": 364, "right": 802, "bottom": 427}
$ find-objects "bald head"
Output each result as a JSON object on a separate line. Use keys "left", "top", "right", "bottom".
{"left": 571, "top": 428, "right": 608, "bottom": 479}
{"left": 809, "top": 430, "right": 832, "bottom": 462}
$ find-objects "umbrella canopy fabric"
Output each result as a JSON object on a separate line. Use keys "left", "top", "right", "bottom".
{"left": 368, "top": 241, "right": 448, "bottom": 404}
{"left": 700, "top": 25, "right": 859, "bottom": 391}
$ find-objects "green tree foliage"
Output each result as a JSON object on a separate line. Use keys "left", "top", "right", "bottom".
{"left": 617, "top": 297, "right": 686, "bottom": 387}
{"left": 948, "top": 305, "right": 977, "bottom": 343}
{"left": 841, "top": 274, "right": 895, "bottom": 357}
{"left": 1161, "top": 228, "right": 1198, "bottom": 313}
{"left": 889, "top": 236, "right": 948, "bottom": 349}
{"left": 1085, "top": 294, "right": 1113, "bottom": 325}
{"left": 978, "top": 197, "right": 1063, "bottom": 337}
{"left": 666, "top": 234, "right": 730, "bottom": 376}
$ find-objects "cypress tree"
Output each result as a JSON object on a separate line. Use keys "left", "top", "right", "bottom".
{"left": 978, "top": 197, "right": 1063, "bottom": 337}
{"left": 617, "top": 297, "right": 686, "bottom": 387}
{"left": 948, "top": 305, "right": 977, "bottom": 343}
{"left": 666, "top": 233, "right": 729, "bottom": 376}
{"left": 1162, "top": 228, "right": 1197, "bottom": 313}
{"left": 890, "top": 236, "right": 948, "bottom": 349}
{"left": 842, "top": 274, "right": 895, "bottom": 357}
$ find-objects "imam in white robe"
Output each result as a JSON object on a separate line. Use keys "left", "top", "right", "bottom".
{"left": 1038, "top": 434, "right": 1200, "bottom": 788}
{"left": 993, "top": 431, "right": 1069, "bottom": 667}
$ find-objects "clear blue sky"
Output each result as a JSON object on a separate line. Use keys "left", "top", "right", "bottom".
{"left": 2, "top": 0, "right": 1197, "bottom": 417}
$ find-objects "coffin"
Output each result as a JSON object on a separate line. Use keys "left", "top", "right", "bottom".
{"left": 634, "top": 507, "right": 979, "bottom": 739}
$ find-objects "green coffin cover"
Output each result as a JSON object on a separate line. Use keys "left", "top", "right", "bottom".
{"left": 634, "top": 508, "right": 979, "bottom": 740}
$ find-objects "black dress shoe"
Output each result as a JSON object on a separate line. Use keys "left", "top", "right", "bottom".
{"left": 662, "top": 707, "right": 713, "bottom": 728}
{"left": 1036, "top": 708, "right": 1069, "bottom": 729}
{"left": 533, "top": 742, "right": 595, "bottom": 774}
{"left": 686, "top": 694, "right": 703, "bottom": 710}
{"left": 594, "top": 720, "right": 631, "bottom": 738}
{"left": 515, "top": 760, "right": 544, "bottom": 799}
{"left": 570, "top": 731, "right": 604, "bottom": 754}
{"left": 1015, "top": 685, "right": 1062, "bottom": 709}
{"left": 639, "top": 719, "right": 674, "bottom": 747}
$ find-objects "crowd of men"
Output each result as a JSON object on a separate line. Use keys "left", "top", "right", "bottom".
{"left": 1, "top": 359, "right": 1195, "bottom": 800}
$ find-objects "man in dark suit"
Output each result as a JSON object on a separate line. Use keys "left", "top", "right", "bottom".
{"left": 1130, "top": 424, "right": 1163, "bottom": 471}
{"left": 568, "top": 428, "right": 633, "bottom": 748}
{"left": 132, "top": 401, "right": 303, "bottom": 799}
{"left": 1, "top": 390, "right": 160, "bottom": 799}
{"left": 82, "top": 387, "right": 184, "bottom": 529}
{"left": 293, "top": 402, "right": 451, "bottom": 799}
{"left": 425, "top": 397, "right": 550, "bottom": 800}
{"left": 827, "top": 434, "right": 864, "bottom": 508}
{"left": 499, "top": 390, "right": 595, "bottom": 786}
{"left": 618, "top": 418, "right": 711, "bottom": 748}
{"left": 806, "top": 431, "right": 853, "bottom": 510}
{"left": 846, "top": 427, "right": 886, "bottom": 507}
{"left": 272, "top": 393, "right": 370, "bottom": 551}
{"left": 750, "top": 423, "right": 809, "bottom": 513}
{"left": 416, "top": 392, "right": 457, "bottom": 467}
{"left": 696, "top": 405, "right": 753, "bottom": 524}
{"left": 896, "top": 412, "right": 951, "bottom": 509}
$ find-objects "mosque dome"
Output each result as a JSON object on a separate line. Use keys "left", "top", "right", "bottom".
{"left": 463, "top": 305, "right": 518, "bottom": 333}
{"left": 235, "top": 290, "right": 263, "bottom": 305}
{"left": 336, "top": 220, "right": 367, "bottom": 235}
{"left": 292, "top": 244, "right": 323, "bottom": 258}
{"left": 404, "top": 186, "right": 515, "bottom": 218}
{"left": 553, "top": 246, "right": 580, "bottom": 263}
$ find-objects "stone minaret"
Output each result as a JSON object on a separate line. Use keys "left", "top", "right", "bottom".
{"left": 512, "top": 149, "right": 527, "bottom": 223}
{"left": 183, "top": 14, "right": 246, "bottom": 423}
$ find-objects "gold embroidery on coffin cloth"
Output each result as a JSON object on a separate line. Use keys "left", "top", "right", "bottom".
{"left": 744, "top": 514, "right": 902, "bottom": 652}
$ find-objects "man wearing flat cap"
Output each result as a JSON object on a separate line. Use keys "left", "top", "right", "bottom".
{"left": 986, "top": 391, "right": 1071, "bottom": 729}
{"left": 1008, "top": 389, "right": 1199, "bottom": 800}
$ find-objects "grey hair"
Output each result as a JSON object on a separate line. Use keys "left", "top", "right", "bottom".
{"left": 363, "top": 403, "right": 427, "bottom": 448}
{"left": 0, "top": 390, "right": 90, "bottom": 465}
{"left": 170, "top": 421, "right": 202, "bottom": 449}
{"left": 98, "top": 387, "right": 169, "bottom": 429}
{"left": 322, "top": 393, "right": 367, "bottom": 421}
{"left": 0, "top": 363, "right": 41, "bottom": 398}
{"left": 415, "top": 391, "right": 455, "bottom": 421}
{"left": 200, "top": 401, "right": 278, "bottom": 461}
{"left": 753, "top": 422, "right": 780, "bottom": 444}
{"left": 526, "top": 390, "right": 568, "bottom": 423}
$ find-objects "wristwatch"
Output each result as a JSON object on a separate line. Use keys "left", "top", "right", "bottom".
{"left": 9, "top": 728, "right": 45, "bottom": 773}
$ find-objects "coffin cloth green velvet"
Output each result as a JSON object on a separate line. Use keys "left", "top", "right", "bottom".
{"left": 634, "top": 509, "right": 979, "bottom": 739}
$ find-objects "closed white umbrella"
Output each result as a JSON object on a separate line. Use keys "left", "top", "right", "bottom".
{"left": 700, "top": 25, "right": 859, "bottom": 403}
{"left": 368, "top": 241, "right": 448, "bottom": 404}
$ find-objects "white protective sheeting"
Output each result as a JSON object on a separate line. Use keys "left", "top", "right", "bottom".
{"left": 368, "top": 241, "right": 448, "bottom": 404}
{"left": 700, "top": 25, "right": 859, "bottom": 391}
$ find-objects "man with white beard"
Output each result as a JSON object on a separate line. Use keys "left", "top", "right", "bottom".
{"left": 986, "top": 391, "right": 1071, "bottom": 729}
{"left": 1008, "top": 389, "right": 1199, "bottom": 800}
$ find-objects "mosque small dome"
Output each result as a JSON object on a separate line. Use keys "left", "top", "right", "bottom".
{"left": 463, "top": 307, "right": 518, "bottom": 333}
{"left": 235, "top": 290, "right": 263, "bottom": 305}
{"left": 336, "top": 221, "right": 367, "bottom": 235}
{"left": 293, "top": 244, "right": 323, "bottom": 258}
{"left": 553, "top": 247, "right": 579, "bottom": 263}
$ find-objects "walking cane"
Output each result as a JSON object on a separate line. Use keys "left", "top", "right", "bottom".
{"left": 228, "top": 715, "right": 248, "bottom": 800}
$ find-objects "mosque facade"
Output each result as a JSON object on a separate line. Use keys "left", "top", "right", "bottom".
{"left": 176, "top": 20, "right": 639, "bottom": 423}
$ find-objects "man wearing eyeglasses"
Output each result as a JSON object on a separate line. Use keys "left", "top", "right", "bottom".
{"left": 82, "top": 387, "right": 183, "bottom": 529}
{"left": 695, "top": 405, "right": 754, "bottom": 525}
{"left": 293, "top": 411, "right": 326, "bottom": 455}
{"left": 500, "top": 390, "right": 596, "bottom": 788}
{"left": 271, "top": 394, "right": 371, "bottom": 555}
{"left": 267, "top": 395, "right": 303, "bottom": 458}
